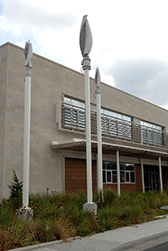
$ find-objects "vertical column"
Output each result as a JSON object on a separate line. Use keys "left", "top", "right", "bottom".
{"left": 116, "top": 151, "right": 120, "bottom": 197}
{"left": 18, "top": 41, "right": 33, "bottom": 220}
{"left": 23, "top": 72, "right": 31, "bottom": 208}
{"left": 159, "top": 157, "right": 163, "bottom": 193}
{"left": 84, "top": 66, "right": 92, "bottom": 204}
{"left": 18, "top": 41, "right": 33, "bottom": 221}
{"left": 97, "top": 93, "right": 103, "bottom": 192}
{"left": 80, "top": 15, "right": 97, "bottom": 215}
{"left": 95, "top": 68, "right": 103, "bottom": 193}
{"left": 141, "top": 159, "right": 145, "bottom": 193}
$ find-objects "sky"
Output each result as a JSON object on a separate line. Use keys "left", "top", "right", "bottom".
{"left": 1, "top": 0, "right": 168, "bottom": 109}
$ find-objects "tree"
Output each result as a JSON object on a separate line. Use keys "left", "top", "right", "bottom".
{"left": 8, "top": 170, "right": 23, "bottom": 208}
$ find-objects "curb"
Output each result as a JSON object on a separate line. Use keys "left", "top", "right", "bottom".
{"left": 9, "top": 236, "right": 81, "bottom": 251}
{"left": 111, "top": 230, "right": 168, "bottom": 251}
{"left": 9, "top": 240, "right": 63, "bottom": 251}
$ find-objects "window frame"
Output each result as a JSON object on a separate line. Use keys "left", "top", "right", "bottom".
{"left": 63, "top": 96, "right": 85, "bottom": 130}
{"left": 141, "top": 121, "right": 164, "bottom": 146}
{"left": 101, "top": 108, "right": 132, "bottom": 140}
{"left": 103, "top": 161, "right": 136, "bottom": 184}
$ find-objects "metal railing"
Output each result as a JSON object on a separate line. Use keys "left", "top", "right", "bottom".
{"left": 63, "top": 103, "right": 85, "bottom": 130}
{"left": 101, "top": 114, "right": 132, "bottom": 139}
{"left": 59, "top": 102, "right": 167, "bottom": 148}
{"left": 141, "top": 126, "right": 165, "bottom": 146}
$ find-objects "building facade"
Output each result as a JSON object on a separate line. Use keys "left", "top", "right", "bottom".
{"left": 1, "top": 42, "right": 168, "bottom": 202}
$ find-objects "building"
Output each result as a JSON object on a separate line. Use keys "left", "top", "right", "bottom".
{"left": 1, "top": 42, "right": 168, "bottom": 202}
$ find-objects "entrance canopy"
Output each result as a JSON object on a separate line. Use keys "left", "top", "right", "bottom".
{"left": 51, "top": 138, "right": 168, "bottom": 161}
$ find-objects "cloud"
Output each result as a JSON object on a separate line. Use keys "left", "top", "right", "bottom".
{"left": 0, "top": 15, "right": 22, "bottom": 39}
{"left": 1, "top": 0, "right": 78, "bottom": 31}
{"left": 104, "top": 58, "right": 168, "bottom": 107}
{"left": 1, "top": 0, "right": 168, "bottom": 110}
{"left": 0, "top": 0, "right": 81, "bottom": 69}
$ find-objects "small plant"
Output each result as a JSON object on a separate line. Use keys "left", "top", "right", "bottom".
{"left": 102, "top": 187, "right": 118, "bottom": 207}
{"left": 0, "top": 229, "right": 18, "bottom": 251}
{"left": 8, "top": 170, "right": 23, "bottom": 209}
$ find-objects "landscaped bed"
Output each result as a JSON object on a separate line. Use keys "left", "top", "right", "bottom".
{"left": 1, "top": 187, "right": 168, "bottom": 251}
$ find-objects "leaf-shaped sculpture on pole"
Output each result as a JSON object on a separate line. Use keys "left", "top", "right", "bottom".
{"left": 79, "top": 15, "right": 93, "bottom": 58}
{"left": 95, "top": 67, "right": 101, "bottom": 94}
{"left": 25, "top": 41, "right": 33, "bottom": 68}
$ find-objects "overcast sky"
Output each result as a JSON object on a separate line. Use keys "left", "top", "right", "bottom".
{"left": 1, "top": 0, "right": 168, "bottom": 109}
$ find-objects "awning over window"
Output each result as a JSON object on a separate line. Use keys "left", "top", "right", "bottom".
{"left": 51, "top": 138, "right": 168, "bottom": 160}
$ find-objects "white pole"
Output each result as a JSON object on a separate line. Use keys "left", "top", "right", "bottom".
{"left": 116, "top": 151, "right": 120, "bottom": 197}
{"left": 84, "top": 66, "right": 92, "bottom": 204}
{"left": 141, "top": 159, "right": 145, "bottom": 193}
{"left": 97, "top": 93, "right": 103, "bottom": 192}
{"left": 17, "top": 41, "right": 33, "bottom": 220}
{"left": 159, "top": 157, "right": 163, "bottom": 193}
{"left": 80, "top": 16, "right": 97, "bottom": 214}
{"left": 23, "top": 71, "right": 31, "bottom": 208}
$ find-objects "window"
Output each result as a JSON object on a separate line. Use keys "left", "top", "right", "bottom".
{"left": 120, "top": 163, "right": 135, "bottom": 183}
{"left": 103, "top": 161, "right": 135, "bottom": 184}
{"left": 64, "top": 97, "right": 85, "bottom": 108}
{"left": 101, "top": 108, "right": 132, "bottom": 139}
{"left": 103, "top": 161, "right": 117, "bottom": 184}
{"left": 64, "top": 97, "right": 85, "bottom": 130}
{"left": 141, "top": 121, "right": 164, "bottom": 146}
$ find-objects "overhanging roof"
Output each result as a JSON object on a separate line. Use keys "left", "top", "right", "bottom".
{"left": 51, "top": 138, "right": 168, "bottom": 160}
{"left": 52, "top": 138, "right": 87, "bottom": 149}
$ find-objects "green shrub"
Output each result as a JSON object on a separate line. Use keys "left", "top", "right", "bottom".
{"left": 98, "top": 207, "right": 118, "bottom": 230}
{"left": 11, "top": 219, "right": 34, "bottom": 247}
{"left": 102, "top": 188, "right": 118, "bottom": 207}
{"left": 121, "top": 205, "right": 144, "bottom": 225}
{"left": 0, "top": 199, "right": 15, "bottom": 228}
{"left": 77, "top": 218, "right": 92, "bottom": 236}
{"left": 7, "top": 170, "right": 23, "bottom": 209}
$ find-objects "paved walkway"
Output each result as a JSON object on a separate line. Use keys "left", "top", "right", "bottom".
{"left": 11, "top": 215, "right": 168, "bottom": 251}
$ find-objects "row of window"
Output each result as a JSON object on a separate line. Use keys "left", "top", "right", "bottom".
{"left": 103, "top": 161, "right": 135, "bottom": 184}
{"left": 63, "top": 96, "right": 164, "bottom": 146}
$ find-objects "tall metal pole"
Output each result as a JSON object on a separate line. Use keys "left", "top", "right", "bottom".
{"left": 83, "top": 58, "right": 92, "bottom": 203}
{"left": 95, "top": 68, "right": 103, "bottom": 193}
{"left": 141, "top": 159, "right": 145, "bottom": 193}
{"left": 23, "top": 41, "right": 33, "bottom": 209}
{"left": 80, "top": 15, "right": 97, "bottom": 215}
{"left": 159, "top": 157, "right": 163, "bottom": 193}
{"left": 116, "top": 151, "right": 120, "bottom": 197}
{"left": 23, "top": 71, "right": 31, "bottom": 208}
{"left": 17, "top": 41, "right": 33, "bottom": 220}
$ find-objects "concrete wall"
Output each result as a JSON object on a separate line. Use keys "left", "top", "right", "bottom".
{"left": 1, "top": 44, "right": 25, "bottom": 199}
{"left": 0, "top": 44, "right": 8, "bottom": 201}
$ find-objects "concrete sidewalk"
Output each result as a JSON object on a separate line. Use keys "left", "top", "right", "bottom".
{"left": 10, "top": 215, "right": 168, "bottom": 251}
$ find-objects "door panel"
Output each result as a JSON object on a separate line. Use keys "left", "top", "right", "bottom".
{"left": 65, "top": 158, "right": 97, "bottom": 193}
{"left": 144, "top": 165, "right": 160, "bottom": 192}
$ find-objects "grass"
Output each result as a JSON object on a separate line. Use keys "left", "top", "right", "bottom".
{"left": 1, "top": 188, "right": 168, "bottom": 250}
